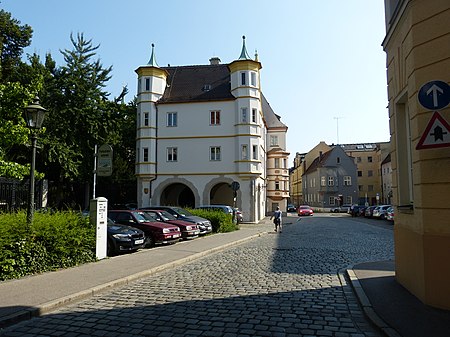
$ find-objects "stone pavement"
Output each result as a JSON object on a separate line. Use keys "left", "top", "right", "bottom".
{"left": 0, "top": 215, "right": 396, "bottom": 336}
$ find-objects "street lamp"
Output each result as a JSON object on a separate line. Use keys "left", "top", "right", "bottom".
{"left": 24, "top": 96, "right": 46, "bottom": 226}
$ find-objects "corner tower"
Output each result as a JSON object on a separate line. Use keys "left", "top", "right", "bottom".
{"left": 135, "top": 44, "right": 168, "bottom": 206}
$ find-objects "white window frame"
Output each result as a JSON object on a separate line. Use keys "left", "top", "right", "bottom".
{"left": 274, "top": 158, "right": 280, "bottom": 168}
{"left": 241, "top": 145, "right": 248, "bottom": 160}
{"left": 344, "top": 176, "right": 352, "bottom": 186}
{"left": 210, "top": 110, "right": 220, "bottom": 125}
{"left": 167, "top": 147, "right": 177, "bottom": 162}
{"left": 210, "top": 146, "right": 221, "bottom": 161}
{"left": 143, "top": 148, "right": 149, "bottom": 162}
{"left": 241, "top": 72, "right": 246, "bottom": 85}
{"left": 241, "top": 108, "right": 248, "bottom": 123}
{"left": 251, "top": 108, "right": 257, "bottom": 123}
{"left": 167, "top": 112, "right": 177, "bottom": 127}
{"left": 252, "top": 145, "right": 258, "bottom": 160}
{"left": 145, "top": 78, "right": 150, "bottom": 91}
{"left": 251, "top": 72, "right": 256, "bottom": 86}
{"left": 328, "top": 176, "right": 334, "bottom": 186}
{"left": 321, "top": 176, "right": 326, "bottom": 186}
{"left": 329, "top": 196, "right": 336, "bottom": 205}
{"left": 270, "top": 135, "right": 278, "bottom": 147}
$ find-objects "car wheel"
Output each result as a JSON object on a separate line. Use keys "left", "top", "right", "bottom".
{"left": 144, "top": 235, "right": 154, "bottom": 248}
{"left": 380, "top": 214, "right": 385, "bottom": 220}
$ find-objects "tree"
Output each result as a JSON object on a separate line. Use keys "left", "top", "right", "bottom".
{"left": 0, "top": 9, "right": 33, "bottom": 82}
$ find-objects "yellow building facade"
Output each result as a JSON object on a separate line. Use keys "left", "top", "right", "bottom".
{"left": 383, "top": 0, "right": 450, "bottom": 309}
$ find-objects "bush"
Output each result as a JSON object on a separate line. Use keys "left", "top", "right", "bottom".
{"left": 0, "top": 211, "right": 96, "bottom": 281}
{"left": 189, "top": 209, "right": 239, "bottom": 233}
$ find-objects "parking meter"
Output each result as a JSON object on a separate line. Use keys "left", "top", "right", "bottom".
{"left": 90, "top": 197, "right": 108, "bottom": 259}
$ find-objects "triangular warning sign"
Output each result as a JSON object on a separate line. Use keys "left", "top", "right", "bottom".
{"left": 416, "top": 111, "right": 450, "bottom": 149}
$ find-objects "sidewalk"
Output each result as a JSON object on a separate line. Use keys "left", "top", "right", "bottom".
{"left": 348, "top": 261, "right": 450, "bottom": 337}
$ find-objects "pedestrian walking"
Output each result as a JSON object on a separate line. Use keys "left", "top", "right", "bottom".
{"left": 270, "top": 206, "right": 282, "bottom": 232}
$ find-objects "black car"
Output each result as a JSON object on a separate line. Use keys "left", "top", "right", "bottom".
{"left": 107, "top": 218, "right": 145, "bottom": 256}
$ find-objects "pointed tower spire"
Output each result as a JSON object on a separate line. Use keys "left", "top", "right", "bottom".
{"left": 254, "top": 49, "right": 259, "bottom": 61}
{"left": 238, "top": 35, "right": 251, "bottom": 60}
{"left": 147, "top": 43, "right": 159, "bottom": 67}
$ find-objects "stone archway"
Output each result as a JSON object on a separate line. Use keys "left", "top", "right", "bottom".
{"left": 210, "top": 182, "right": 234, "bottom": 206}
{"left": 160, "top": 183, "right": 195, "bottom": 208}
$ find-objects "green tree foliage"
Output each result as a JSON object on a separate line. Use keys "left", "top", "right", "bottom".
{"left": 0, "top": 9, "right": 33, "bottom": 82}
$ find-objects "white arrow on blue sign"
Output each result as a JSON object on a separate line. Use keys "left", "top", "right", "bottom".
{"left": 418, "top": 80, "right": 450, "bottom": 110}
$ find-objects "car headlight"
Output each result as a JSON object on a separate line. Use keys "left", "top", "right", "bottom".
{"left": 185, "top": 226, "right": 192, "bottom": 230}
{"left": 162, "top": 228, "right": 171, "bottom": 233}
{"left": 112, "top": 234, "right": 131, "bottom": 240}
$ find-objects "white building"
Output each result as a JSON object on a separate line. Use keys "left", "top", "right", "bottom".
{"left": 134, "top": 37, "right": 288, "bottom": 222}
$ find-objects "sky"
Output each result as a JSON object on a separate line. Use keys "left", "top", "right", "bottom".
{"left": 2, "top": 0, "right": 391, "bottom": 164}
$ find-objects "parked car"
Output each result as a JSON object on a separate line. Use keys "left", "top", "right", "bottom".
{"left": 331, "top": 204, "right": 352, "bottom": 213}
{"left": 364, "top": 205, "right": 377, "bottom": 218}
{"left": 108, "top": 210, "right": 181, "bottom": 247}
{"left": 196, "top": 204, "right": 236, "bottom": 223}
{"left": 287, "top": 204, "right": 297, "bottom": 212}
{"left": 107, "top": 218, "right": 145, "bottom": 256}
{"left": 141, "top": 206, "right": 212, "bottom": 235}
{"left": 297, "top": 205, "right": 313, "bottom": 216}
{"left": 386, "top": 206, "right": 395, "bottom": 221}
{"left": 143, "top": 209, "right": 200, "bottom": 240}
{"left": 373, "top": 205, "right": 392, "bottom": 220}
{"left": 349, "top": 205, "right": 363, "bottom": 217}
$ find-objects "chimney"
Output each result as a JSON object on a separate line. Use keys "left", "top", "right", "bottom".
{"left": 209, "top": 57, "right": 221, "bottom": 65}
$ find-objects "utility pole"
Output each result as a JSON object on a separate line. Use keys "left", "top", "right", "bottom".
{"left": 333, "top": 117, "right": 343, "bottom": 144}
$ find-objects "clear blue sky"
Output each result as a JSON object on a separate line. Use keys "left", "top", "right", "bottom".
{"left": 3, "top": 0, "right": 390, "bottom": 164}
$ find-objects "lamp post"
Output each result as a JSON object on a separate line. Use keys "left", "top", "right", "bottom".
{"left": 24, "top": 97, "right": 46, "bottom": 226}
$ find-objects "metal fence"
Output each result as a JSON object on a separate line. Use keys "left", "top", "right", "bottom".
{"left": 0, "top": 177, "right": 43, "bottom": 213}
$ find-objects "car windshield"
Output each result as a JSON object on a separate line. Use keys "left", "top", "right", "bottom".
{"left": 160, "top": 210, "right": 177, "bottom": 220}
{"left": 173, "top": 207, "right": 193, "bottom": 217}
{"left": 300, "top": 206, "right": 310, "bottom": 209}
{"left": 134, "top": 211, "right": 153, "bottom": 222}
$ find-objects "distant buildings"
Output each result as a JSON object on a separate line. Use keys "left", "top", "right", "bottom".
{"left": 134, "top": 38, "right": 289, "bottom": 222}
{"left": 289, "top": 141, "right": 391, "bottom": 210}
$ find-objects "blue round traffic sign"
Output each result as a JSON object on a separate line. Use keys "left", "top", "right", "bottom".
{"left": 418, "top": 80, "right": 450, "bottom": 110}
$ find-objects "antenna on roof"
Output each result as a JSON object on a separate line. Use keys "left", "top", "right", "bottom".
{"left": 333, "top": 117, "right": 344, "bottom": 144}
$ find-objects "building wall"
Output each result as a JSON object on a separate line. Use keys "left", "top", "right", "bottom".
{"left": 383, "top": 0, "right": 450, "bottom": 309}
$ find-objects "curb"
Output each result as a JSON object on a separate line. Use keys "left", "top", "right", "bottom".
{"left": 0, "top": 230, "right": 268, "bottom": 330}
{"left": 346, "top": 267, "right": 401, "bottom": 337}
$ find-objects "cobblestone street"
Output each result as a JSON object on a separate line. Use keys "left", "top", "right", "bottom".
{"left": 1, "top": 215, "right": 394, "bottom": 336}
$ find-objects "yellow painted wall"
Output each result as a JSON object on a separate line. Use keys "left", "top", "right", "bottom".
{"left": 383, "top": 0, "right": 450, "bottom": 309}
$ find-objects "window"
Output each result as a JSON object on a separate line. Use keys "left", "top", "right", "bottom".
{"left": 274, "top": 158, "right": 280, "bottom": 168}
{"left": 344, "top": 176, "right": 352, "bottom": 186}
{"left": 241, "top": 145, "right": 248, "bottom": 160}
{"left": 252, "top": 108, "right": 257, "bottom": 123}
{"left": 368, "top": 185, "right": 374, "bottom": 192}
{"left": 167, "top": 147, "right": 177, "bottom": 162}
{"left": 167, "top": 112, "right": 177, "bottom": 127}
{"left": 270, "top": 135, "right": 278, "bottom": 147}
{"left": 241, "top": 108, "right": 248, "bottom": 122}
{"left": 346, "top": 196, "right": 352, "bottom": 204}
{"left": 328, "top": 176, "right": 334, "bottom": 186}
{"left": 357, "top": 157, "right": 362, "bottom": 163}
{"left": 145, "top": 78, "right": 150, "bottom": 91}
{"left": 358, "top": 185, "right": 363, "bottom": 191}
{"left": 396, "top": 97, "right": 414, "bottom": 206}
{"left": 251, "top": 72, "right": 256, "bottom": 86}
{"left": 275, "top": 181, "right": 280, "bottom": 190}
{"left": 283, "top": 159, "right": 287, "bottom": 168}
{"left": 144, "top": 112, "right": 149, "bottom": 126}
{"left": 210, "top": 110, "right": 220, "bottom": 125}
{"left": 337, "top": 157, "right": 340, "bottom": 164}
{"left": 241, "top": 72, "right": 246, "bottom": 85}
{"left": 321, "top": 176, "right": 326, "bottom": 186}
{"left": 252, "top": 145, "right": 258, "bottom": 160}
{"left": 368, "top": 156, "right": 373, "bottom": 163}
{"left": 368, "top": 170, "right": 373, "bottom": 177}
{"left": 143, "top": 148, "right": 149, "bottom": 162}
{"left": 329, "top": 196, "right": 336, "bottom": 205}
{"left": 210, "top": 147, "right": 221, "bottom": 161}
{"left": 358, "top": 171, "right": 362, "bottom": 177}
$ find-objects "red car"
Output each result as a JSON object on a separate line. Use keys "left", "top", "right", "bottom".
{"left": 142, "top": 209, "right": 200, "bottom": 240}
{"left": 108, "top": 210, "right": 181, "bottom": 247}
{"left": 297, "top": 205, "right": 314, "bottom": 216}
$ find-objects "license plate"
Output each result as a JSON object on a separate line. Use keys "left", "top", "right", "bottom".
{"left": 134, "top": 239, "right": 144, "bottom": 245}
{"left": 173, "top": 234, "right": 180, "bottom": 238}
